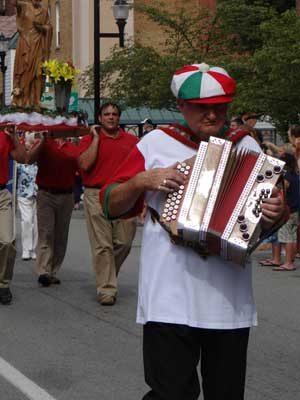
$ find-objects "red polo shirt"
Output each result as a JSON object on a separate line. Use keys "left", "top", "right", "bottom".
{"left": 78, "top": 129, "right": 139, "bottom": 187}
{"left": 36, "top": 139, "right": 79, "bottom": 188}
{"left": 0, "top": 131, "right": 14, "bottom": 185}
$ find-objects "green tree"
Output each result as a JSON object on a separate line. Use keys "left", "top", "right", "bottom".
{"left": 80, "top": 1, "right": 300, "bottom": 130}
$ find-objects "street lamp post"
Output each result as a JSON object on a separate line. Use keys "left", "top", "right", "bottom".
{"left": 0, "top": 32, "right": 9, "bottom": 109}
{"left": 94, "top": 0, "right": 130, "bottom": 123}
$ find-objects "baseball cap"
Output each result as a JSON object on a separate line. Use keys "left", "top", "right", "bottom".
{"left": 171, "top": 63, "right": 236, "bottom": 104}
{"left": 141, "top": 118, "right": 154, "bottom": 125}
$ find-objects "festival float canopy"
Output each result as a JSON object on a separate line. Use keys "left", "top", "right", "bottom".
{"left": 0, "top": 110, "right": 90, "bottom": 138}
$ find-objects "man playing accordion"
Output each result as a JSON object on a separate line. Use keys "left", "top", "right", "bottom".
{"left": 99, "top": 63, "right": 286, "bottom": 400}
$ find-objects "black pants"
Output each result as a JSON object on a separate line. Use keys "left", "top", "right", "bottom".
{"left": 142, "top": 322, "right": 250, "bottom": 400}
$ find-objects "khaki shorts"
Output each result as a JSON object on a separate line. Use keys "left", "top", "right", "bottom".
{"left": 278, "top": 212, "right": 298, "bottom": 243}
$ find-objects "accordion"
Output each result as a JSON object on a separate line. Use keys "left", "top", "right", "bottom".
{"left": 160, "top": 136, "right": 285, "bottom": 265}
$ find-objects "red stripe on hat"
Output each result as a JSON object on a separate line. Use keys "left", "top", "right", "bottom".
{"left": 174, "top": 65, "right": 199, "bottom": 75}
{"left": 208, "top": 71, "right": 236, "bottom": 95}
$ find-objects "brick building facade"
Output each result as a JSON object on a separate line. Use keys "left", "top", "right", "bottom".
{"left": 134, "top": 0, "right": 216, "bottom": 47}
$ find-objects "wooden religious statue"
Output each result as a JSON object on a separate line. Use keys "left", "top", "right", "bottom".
{"left": 11, "top": 0, "right": 52, "bottom": 110}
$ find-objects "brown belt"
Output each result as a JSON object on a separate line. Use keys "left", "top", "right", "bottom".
{"left": 39, "top": 186, "right": 73, "bottom": 194}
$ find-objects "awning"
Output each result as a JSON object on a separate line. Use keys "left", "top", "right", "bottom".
{"left": 78, "top": 98, "right": 183, "bottom": 125}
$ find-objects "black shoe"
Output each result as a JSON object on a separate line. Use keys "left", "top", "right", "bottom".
{"left": 38, "top": 274, "right": 51, "bottom": 287}
{"left": 0, "top": 288, "right": 12, "bottom": 305}
{"left": 49, "top": 276, "right": 61, "bottom": 285}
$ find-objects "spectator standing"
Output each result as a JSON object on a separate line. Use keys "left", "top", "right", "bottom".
{"left": 17, "top": 133, "right": 38, "bottom": 260}
{"left": 140, "top": 118, "right": 156, "bottom": 138}
{"left": 272, "top": 153, "right": 299, "bottom": 271}
{"left": 229, "top": 116, "right": 243, "bottom": 130}
{"left": 78, "top": 102, "right": 138, "bottom": 306}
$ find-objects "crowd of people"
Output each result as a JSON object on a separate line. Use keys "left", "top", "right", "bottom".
{"left": 0, "top": 61, "right": 295, "bottom": 400}
{"left": 229, "top": 116, "right": 300, "bottom": 272}
{"left": 0, "top": 102, "right": 138, "bottom": 306}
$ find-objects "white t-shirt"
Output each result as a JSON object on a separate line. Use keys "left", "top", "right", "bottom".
{"left": 135, "top": 130, "right": 259, "bottom": 329}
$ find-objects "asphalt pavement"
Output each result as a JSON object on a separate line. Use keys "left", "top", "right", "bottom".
{"left": 0, "top": 210, "right": 299, "bottom": 400}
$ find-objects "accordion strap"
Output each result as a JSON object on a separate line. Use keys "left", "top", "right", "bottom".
{"left": 148, "top": 206, "right": 210, "bottom": 259}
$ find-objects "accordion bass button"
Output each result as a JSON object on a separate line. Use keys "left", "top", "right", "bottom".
{"left": 237, "top": 215, "right": 245, "bottom": 223}
{"left": 178, "top": 190, "right": 183, "bottom": 195}
{"left": 273, "top": 165, "right": 282, "bottom": 174}
{"left": 184, "top": 171, "right": 189, "bottom": 175}
{"left": 162, "top": 213, "right": 167, "bottom": 218}
{"left": 177, "top": 164, "right": 182, "bottom": 170}
{"left": 242, "top": 232, "right": 250, "bottom": 241}
{"left": 265, "top": 170, "right": 273, "bottom": 179}
{"left": 180, "top": 185, "right": 185, "bottom": 190}
{"left": 256, "top": 174, "right": 264, "bottom": 183}
{"left": 166, "top": 217, "right": 171, "bottom": 222}
{"left": 239, "top": 223, "right": 248, "bottom": 232}
{"left": 171, "top": 215, "right": 177, "bottom": 220}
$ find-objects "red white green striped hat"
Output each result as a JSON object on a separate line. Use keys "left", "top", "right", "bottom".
{"left": 171, "top": 63, "right": 236, "bottom": 104}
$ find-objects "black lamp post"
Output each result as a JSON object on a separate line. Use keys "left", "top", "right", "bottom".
{"left": 94, "top": 0, "right": 130, "bottom": 123}
{"left": 0, "top": 32, "right": 9, "bottom": 109}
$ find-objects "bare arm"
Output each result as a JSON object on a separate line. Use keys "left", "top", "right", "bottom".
{"left": 5, "top": 127, "right": 27, "bottom": 164}
{"left": 107, "top": 167, "right": 186, "bottom": 218}
{"left": 78, "top": 126, "right": 100, "bottom": 172}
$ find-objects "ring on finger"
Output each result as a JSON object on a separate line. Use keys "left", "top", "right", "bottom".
{"left": 163, "top": 178, "right": 167, "bottom": 186}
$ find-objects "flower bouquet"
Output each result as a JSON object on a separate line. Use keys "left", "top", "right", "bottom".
{"left": 42, "top": 59, "right": 80, "bottom": 112}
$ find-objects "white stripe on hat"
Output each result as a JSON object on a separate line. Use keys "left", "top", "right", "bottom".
{"left": 200, "top": 73, "right": 226, "bottom": 99}
{"left": 171, "top": 69, "right": 199, "bottom": 97}
{"left": 209, "top": 66, "right": 230, "bottom": 77}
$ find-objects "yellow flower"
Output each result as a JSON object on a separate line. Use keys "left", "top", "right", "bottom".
{"left": 42, "top": 59, "right": 80, "bottom": 84}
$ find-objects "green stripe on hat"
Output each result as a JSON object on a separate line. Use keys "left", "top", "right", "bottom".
{"left": 178, "top": 71, "right": 202, "bottom": 100}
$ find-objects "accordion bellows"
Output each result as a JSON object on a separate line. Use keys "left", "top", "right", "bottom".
{"left": 160, "top": 136, "right": 285, "bottom": 265}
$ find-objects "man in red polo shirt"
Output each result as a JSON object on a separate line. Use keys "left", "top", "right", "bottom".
{"left": 0, "top": 126, "right": 27, "bottom": 304}
{"left": 78, "top": 102, "right": 138, "bottom": 305}
{"left": 27, "top": 135, "right": 78, "bottom": 287}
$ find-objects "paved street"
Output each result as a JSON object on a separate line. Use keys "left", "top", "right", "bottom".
{"left": 1, "top": 210, "right": 300, "bottom": 400}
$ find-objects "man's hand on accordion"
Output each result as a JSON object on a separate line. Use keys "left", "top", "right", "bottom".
{"left": 136, "top": 165, "right": 187, "bottom": 193}
{"left": 260, "top": 187, "right": 286, "bottom": 230}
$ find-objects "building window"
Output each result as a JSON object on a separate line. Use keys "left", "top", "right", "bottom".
{"left": 55, "top": 0, "right": 60, "bottom": 49}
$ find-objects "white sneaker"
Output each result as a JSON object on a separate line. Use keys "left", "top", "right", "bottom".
{"left": 22, "top": 252, "right": 30, "bottom": 260}
{"left": 30, "top": 252, "right": 37, "bottom": 260}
